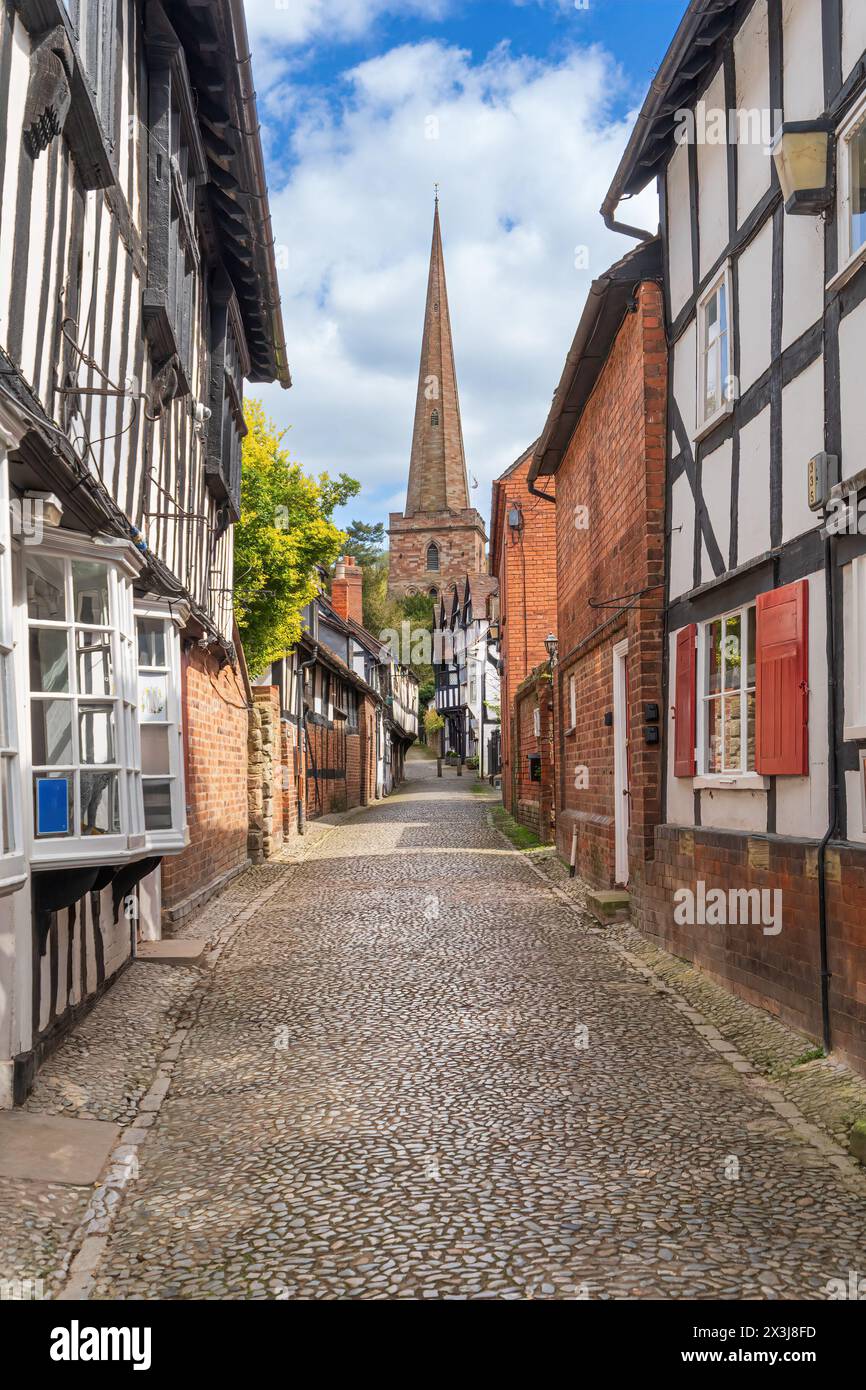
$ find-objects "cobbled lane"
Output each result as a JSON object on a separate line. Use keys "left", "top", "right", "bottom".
{"left": 91, "top": 757, "right": 866, "bottom": 1300}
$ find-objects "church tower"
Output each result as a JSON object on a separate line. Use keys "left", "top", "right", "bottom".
{"left": 388, "top": 198, "right": 487, "bottom": 602}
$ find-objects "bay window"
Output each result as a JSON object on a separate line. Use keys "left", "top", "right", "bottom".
{"left": 25, "top": 544, "right": 141, "bottom": 862}
{"left": 699, "top": 604, "right": 757, "bottom": 777}
{"left": 20, "top": 535, "right": 186, "bottom": 865}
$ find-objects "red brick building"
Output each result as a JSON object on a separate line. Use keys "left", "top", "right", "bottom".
{"left": 529, "top": 242, "right": 666, "bottom": 919}
{"left": 160, "top": 640, "right": 253, "bottom": 925}
{"left": 489, "top": 446, "right": 557, "bottom": 829}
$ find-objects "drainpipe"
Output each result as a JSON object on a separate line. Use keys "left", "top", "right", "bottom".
{"left": 817, "top": 531, "right": 838, "bottom": 1054}
{"left": 296, "top": 650, "right": 317, "bottom": 834}
{"left": 528, "top": 475, "right": 556, "bottom": 505}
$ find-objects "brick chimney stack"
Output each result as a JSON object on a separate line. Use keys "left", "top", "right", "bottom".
{"left": 331, "top": 555, "right": 364, "bottom": 626}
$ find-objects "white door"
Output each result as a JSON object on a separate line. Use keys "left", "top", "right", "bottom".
{"left": 612, "top": 640, "right": 630, "bottom": 886}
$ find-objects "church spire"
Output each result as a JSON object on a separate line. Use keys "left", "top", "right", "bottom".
{"left": 404, "top": 197, "right": 470, "bottom": 516}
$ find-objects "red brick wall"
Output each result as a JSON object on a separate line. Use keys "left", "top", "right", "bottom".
{"left": 513, "top": 669, "right": 555, "bottom": 842}
{"left": 638, "top": 828, "right": 866, "bottom": 1075}
{"left": 553, "top": 280, "right": 666, "bottom": 887}
{"left": 490, "top": 459, "right": 557, "bottom": 816}
{"left": 162, "top": 645, "right": 250, "bottom": 915}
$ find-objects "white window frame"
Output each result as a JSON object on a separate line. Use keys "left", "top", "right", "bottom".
{"left": 832, "top": 91, "right": 866, "bottom": 289}
{"left": 844, "top": 554, "right": 866, "bottom": 740}
{"left": 695, "top": 601, "right": 765, "bottom": 788}
{"left": 0, "top": 439, "right": 24, "bottom": 892}
{"left": 135, "top": 599, "right": 188, "bottom": 854}
{"left": 694, "top": 263, "right": 734, "bottom": 441}
{"left": 532, "top": 705, "right": 541, "bottom": 738}
{"left": 20, "top": 532, "right": 147, "bottom": 869}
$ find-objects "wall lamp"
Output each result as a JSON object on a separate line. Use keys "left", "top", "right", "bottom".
{"left": 544, "top": 632, "right": 558, "bottom": 666}
{"left": 771, "top": 121, "right": 833, "bottom": 216}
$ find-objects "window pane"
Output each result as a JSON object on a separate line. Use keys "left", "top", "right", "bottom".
{"left": 746, "top": 607, "right": 756, "bottom": 687}
{"left": 72, "top": 561, "right": 110, "bottom": 626}
{"left": 0, "top": 656, "right": 10, "bottom": 748}
{"left": 139, "top": 672, "right": 168, "bottom": 722}
{"left": 722, "top": 694, "right": 743, "bottom": 772}
{"left": 718, "top": 283, "right": 727, "bottom": 337}
{"left": 137, "top": 619, "right": 166, "bottom": 668}
{"left": 724, "top": 614, "right": 742, "bottom": 690}
{"left": 32, "top": 699, "right": 74, "bottom": 766}
{"left": 707, "top": 621, "right": 723, "bottom": 695}
{"left": 78, "top": 704, "right": 116, "bottom": 764}
{"left": 141, "top": 725, "right": 171, "bottom": 775}
{"left": 705, "top": 341, "right": 719, "bottom": 416}
{"left": 746, "top": 691, "right": 756, "bottom": 771}
{"left": 706, "top": 697, "right": 722, "bottom": 772}
{"left": 27, "top": 555, "right": 66, "bottom": 621}
{"left": 1, "top": 756, "right": 14, "bottom": 854}
{"left": 143, "top": 779, "right": 173, "bottom": 830}
{"left": 706, "top": 291, "right": 719, "bottom": 343}
{"left": 30, "top": 628, "right": 70, "bottom": 693}
{"left": 34, "top": 772, "right": 73, "bottom": 837}
{"left": 77, "top": 629, "right": 114, "bottom": 696}
{"left": 852, "top": 126, "right": 866, "bottom": 255}
{"left": 81, "top": 770, "right": 120, "bottom": 835}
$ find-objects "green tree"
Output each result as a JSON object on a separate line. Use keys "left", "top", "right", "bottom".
{"left": 344, "top": 519, "right": 385, "bottom": 565}
{"left": 234, "top": 400, "right": 360, "bottom": 675}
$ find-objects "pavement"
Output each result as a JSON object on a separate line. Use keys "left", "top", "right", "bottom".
{"left": 3, "top": 752, "right": 866, "bottom": 1300}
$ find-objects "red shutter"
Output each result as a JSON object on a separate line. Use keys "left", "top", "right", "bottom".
{"left": 673, "top": 624, "right": 697, "bottom": 777}
{"left": 755, "top": 580, "right": 809, "bottom": 776}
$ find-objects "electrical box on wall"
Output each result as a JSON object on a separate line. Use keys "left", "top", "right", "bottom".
{"left": 807, "top": 452, "right": 839, "bottom": 511}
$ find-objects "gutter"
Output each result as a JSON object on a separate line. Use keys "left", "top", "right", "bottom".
{"left": 226, "top": 0, "right": 291, "bottom": 389}
{"left": 600, "top": 0, "right": 716, "bottom": 242}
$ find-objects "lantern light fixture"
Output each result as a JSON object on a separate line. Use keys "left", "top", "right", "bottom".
{"left": 771, "top": 121, "right": 833, "bottom": 216}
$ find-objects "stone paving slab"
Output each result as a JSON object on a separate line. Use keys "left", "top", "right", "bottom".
{"left": 0, "top": 1113, "right": 120, "bottom": 1186}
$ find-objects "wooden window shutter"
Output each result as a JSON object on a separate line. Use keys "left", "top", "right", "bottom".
{"left": 755, "top": 580, "right": 809, "bottom": 775}
{"left": 673, "top": 624, "right": 697, "bottom": 777}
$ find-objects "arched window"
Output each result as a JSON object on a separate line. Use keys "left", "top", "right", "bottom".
{"left": 426, "top": 543, "right": 440, "bottom": 572}
{"left": 428, "top": 587, "right": 438, "bottom": 599}
{"left": 430, "top": 409, "right": 439, "bottom": 426}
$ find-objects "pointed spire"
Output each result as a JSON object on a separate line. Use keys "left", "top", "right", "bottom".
{"left": 404, "top": 197, "right": 470, "bottom": 516}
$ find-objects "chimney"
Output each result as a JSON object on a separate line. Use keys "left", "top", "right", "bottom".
{"left": 331, "top": 555, "right": 364, "bottom": 626}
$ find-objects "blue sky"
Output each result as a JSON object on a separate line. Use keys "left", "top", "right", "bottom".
{"left": 243, "top": 0, "right": 687, "bottom": 533}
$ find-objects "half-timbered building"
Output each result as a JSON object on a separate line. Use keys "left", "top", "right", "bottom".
{"left": 433, "top": 575, "right": 500, "bottom": 776}
{"left": 602, "top": 0, "right": 866, "bottom": 1070}
{"left": 0, "top": 0, "right": 289, "bottom": 1103}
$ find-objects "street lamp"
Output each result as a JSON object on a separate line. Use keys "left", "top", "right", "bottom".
{"left": 544, "top": 631, "right": 558, "bottom": 666}
{"left": 771, "top": 122, "right": 833, "bottom": 216}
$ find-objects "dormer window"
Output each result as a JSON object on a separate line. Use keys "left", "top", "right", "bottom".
{"left": 426, "top": 542, "right": 440, "bottom": 572}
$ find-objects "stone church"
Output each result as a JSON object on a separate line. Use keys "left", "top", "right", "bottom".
{"left": 388, "top": 200, "right": 489, "bottom": 602}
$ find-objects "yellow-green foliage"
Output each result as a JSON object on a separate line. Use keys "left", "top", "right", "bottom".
{"left": 234, "top": 400, "right": 360, "bottom": 675}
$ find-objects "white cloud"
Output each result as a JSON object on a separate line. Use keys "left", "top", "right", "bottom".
{"left": 250, "top": 36, "right": 658, "bottom": 531}
{"left": 242, "top": 0, "right": 448, "bottom": 49}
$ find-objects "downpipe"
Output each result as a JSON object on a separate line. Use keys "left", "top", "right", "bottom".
{"left": 816, "top": 531, "right": 838, "bottom": 1055}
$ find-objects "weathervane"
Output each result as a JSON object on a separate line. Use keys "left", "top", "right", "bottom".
{"left": 434, "top": 182, "right": 439, "bottom": 205}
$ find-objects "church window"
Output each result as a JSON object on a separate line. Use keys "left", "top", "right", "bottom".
{"left": 430, "top": 409, "right": 439, "bottom": 426}
{"left": 426, "top": 543, "right": 440, "bottom": 572}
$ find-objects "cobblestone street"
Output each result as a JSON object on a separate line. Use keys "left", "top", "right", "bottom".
{"left": 6, "top": 755, "right": 866, "bottom": 1301}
